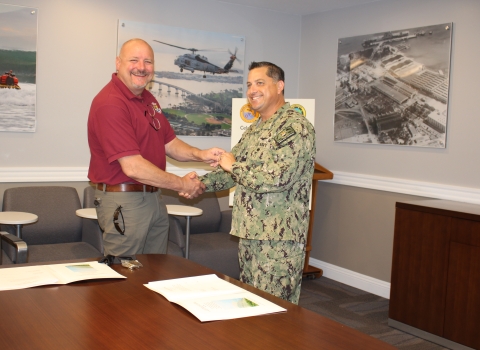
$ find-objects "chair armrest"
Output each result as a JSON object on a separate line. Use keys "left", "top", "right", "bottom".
{"left": 168, "top": 216, "right": 185, "bottom": 250}
{"left": 219, "top": 209, "right": 232, "bottom": 234}
{"left": 1, "top": 231, "right": 28, "bottom": 264}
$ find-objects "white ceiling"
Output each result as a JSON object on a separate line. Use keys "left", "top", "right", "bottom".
{"left": 216, "top": 0, "right": 382, "bottom": 16}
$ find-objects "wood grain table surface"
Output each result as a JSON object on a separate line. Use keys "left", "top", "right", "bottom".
{"left": 0, "top": 254, "right": 394, "bottom": 350}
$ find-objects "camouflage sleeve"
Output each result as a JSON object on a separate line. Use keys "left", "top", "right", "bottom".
{"left": 199, "top": 167, "right": 236, "bottom": 192}
{"left": 231, "top": 119, "right": 315, "bottom": 194}
{"left": 199, "top": 124, "right": 254, "bottom": 192}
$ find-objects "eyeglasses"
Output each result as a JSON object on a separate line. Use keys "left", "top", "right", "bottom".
{"left": 113, "top": 205, "right": 125, "bottom": 235}
{"left": 144, "top": 104, "right": 161, "bottom": 131}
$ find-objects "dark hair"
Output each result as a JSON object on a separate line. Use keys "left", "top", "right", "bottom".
{"left": 248, "top": 61, "right": 285, "bottom": 94}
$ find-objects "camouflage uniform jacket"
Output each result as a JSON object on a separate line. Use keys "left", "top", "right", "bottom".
{"left": 200, "top": 102, "right": 316, "bottom": 244}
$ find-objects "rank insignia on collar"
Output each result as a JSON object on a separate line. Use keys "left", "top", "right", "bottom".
{"left": 274, "top": 126, "right": 296, "bottom": 145}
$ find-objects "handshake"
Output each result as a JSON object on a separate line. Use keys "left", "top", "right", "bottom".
{"left": 178, "top": 172, "right": 205, "bottom": 199}
{"left": 178, "top": 147, "right": 235, "bottom": 199}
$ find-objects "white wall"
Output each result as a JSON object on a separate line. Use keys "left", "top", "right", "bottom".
{"left": 0, "top": 0, "right": 302, "bottom": 175}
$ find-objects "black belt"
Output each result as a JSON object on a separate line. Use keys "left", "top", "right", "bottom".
{"left": 96, "top": 184, "right": 158, "bottom": 192}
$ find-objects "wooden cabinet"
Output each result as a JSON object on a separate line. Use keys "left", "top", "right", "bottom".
{"left": 389, "top": 200, "right": 480, "bottom": 350}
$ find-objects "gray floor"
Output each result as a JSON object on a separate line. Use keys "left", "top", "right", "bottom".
{"left": 299, "top": 277, "right": 449, "bottom": 349}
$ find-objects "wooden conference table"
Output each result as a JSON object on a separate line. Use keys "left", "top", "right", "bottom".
{"left": 0, "top": 255, "right": 393, "bottom": 349}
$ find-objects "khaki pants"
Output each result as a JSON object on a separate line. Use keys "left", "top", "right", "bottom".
{"left": 238, "top": 238, "right": 305, "bottom": 304}
{"left": 95, "top": 189, "right": 169, "bottom": 256}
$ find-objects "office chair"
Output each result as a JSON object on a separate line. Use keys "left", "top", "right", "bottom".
{"left": 1, "top": 186, "right": 103, "bottom": 264}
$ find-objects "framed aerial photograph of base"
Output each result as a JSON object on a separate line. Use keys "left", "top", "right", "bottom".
{"left": 334, "top": 23, "right": 452, "bottom": 148}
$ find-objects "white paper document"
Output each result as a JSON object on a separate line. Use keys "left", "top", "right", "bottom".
{"left": 145, "top": 274, "right": 286, "bottom": 322}
{"left": 0, "top": 261, "right": 126, "bottom": 291}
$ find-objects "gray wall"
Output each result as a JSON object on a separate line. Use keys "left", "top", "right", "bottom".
{"left": 301, "top": 0, "right": 480, "bottom": 187}
{"left": 301, "top": 0, "right": 480, "bottom": 281}
{"left": 312, "top": 182, "right": 431, "bottom": 281}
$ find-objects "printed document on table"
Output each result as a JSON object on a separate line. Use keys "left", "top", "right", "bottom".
{"left": 0, "top": 261, "right": 126, "bottom": 291}
{"left": 0, "top": 266, "right": 58, "bottom": 290}
{"left": 46, "top": 261, "right": 125, "bottom": 284}
{"left": 145, "top": 274, "right": 286, "bottom": 322}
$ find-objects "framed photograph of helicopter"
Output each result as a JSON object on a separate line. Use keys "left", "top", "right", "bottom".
{"left": 334, "top": 23, "right": 452, "bottom": 148}
{"left": 118, "top": 20, "right": 245, "bottom": 137}
{"left": 0, "top": 4, "right": 37, "bottom": 133}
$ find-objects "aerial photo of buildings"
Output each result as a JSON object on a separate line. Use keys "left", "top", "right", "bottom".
{"left": 335, "top": 23, "right": 452, "bottom": 148}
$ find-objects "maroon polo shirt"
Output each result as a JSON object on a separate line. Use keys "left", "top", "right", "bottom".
{"left": 87, "top": 73, "right": 176, "bottom": 185}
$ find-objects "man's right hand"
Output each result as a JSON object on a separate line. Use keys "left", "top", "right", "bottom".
{"left": 179, "top": 172, "right": 205, "bottom": 199}
{"left": 117, "top": 155, "right": 205, "bottom": 199}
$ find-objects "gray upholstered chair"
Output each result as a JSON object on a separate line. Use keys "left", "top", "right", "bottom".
{"left": 1, "top": 231, "right": 27, "bottom": 264}
{"left": 1, "top": 186, "right": 103, "bottom": 264}
{"left": 161, "top": 189, "right": 239, "bottom": 279}
{"left": 82, "top": 185, "right": 104, "bottom": 254}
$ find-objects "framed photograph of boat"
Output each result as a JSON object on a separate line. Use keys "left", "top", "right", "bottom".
{"left": 0, "top": 4, "right": 37, "bottom": 132}
{"left": 334, "top": 23, "right": 452, "bottom": 148}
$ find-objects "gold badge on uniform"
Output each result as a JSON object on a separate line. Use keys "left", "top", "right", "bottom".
{"left": 274, "top": 126, "right": 296, "bottom": 145}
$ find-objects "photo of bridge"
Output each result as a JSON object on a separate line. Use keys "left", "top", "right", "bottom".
{"left": 146, "top": 78, "right": 238, "bottom": 136}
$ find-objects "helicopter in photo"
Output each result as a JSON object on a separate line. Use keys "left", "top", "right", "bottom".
{"left": 153, "top": 40, "right": 241, "bottom": 78}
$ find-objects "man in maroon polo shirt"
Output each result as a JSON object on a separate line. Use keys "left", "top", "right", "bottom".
{"left": 88, "top": 38, "right": 224, "bottom": 257}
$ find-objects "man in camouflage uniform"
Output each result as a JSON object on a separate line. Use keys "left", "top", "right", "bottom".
{"left": 200, "top": 61, "right": 316, "bottom": 304}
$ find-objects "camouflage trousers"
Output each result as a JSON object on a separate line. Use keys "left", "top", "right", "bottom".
{"left": 238, "top": 238, "right": 306, "bottom": 305}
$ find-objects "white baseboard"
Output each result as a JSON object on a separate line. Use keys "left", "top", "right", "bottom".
{"left": 308, "top": 257, "right": 391, "bottom": 299}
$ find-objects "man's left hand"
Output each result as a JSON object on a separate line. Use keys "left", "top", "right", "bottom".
{"left": 218, "top": 152, "right": 235, "bottom": 173}
{"left": 199, "top": 147, "right": 225, "bottom": 167}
